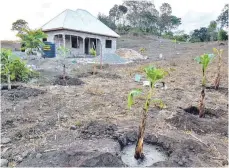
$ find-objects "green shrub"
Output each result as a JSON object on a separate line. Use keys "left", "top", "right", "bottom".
{"left": 218, "top": 29, "right": 228, "bottom": 41}
{"left": 1, "top": 48, "right": 38, "bottom": 83}
{"left": 89, "top": 48, "right": 96, "bottom": 56}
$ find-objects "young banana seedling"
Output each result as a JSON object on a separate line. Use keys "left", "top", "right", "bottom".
{"left": 57, "top": 46, "right": 70, "bottom": 82}
{"left": 89, "top": 48, "right": 97, "bottom": 75}
{"left": 128, "top": 66, "right": 168, "bottom": 160}
{"left": 195, "top": 53, "right": 214, "bottom": 117}
{"left": 213, "top": 48, "right": 223, "bottom": 90}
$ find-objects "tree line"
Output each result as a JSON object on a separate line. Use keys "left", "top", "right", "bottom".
{"left": 98, "top": 2, "right": 228, "bottom": 42}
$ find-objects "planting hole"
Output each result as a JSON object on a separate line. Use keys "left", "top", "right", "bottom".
{"left": 1, "top": 85, "right": 20, "bottom": 90}
{"left": 183, "top": 106, "right": 218, "bottom": 118}
{"left": 121, "top": 144, "right": 168, "bottom": 167}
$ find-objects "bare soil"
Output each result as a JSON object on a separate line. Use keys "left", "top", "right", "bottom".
{"left": 1, "top": 36, "right": 228, "bottom": 167}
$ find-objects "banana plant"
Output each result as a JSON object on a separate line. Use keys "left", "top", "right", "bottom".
{"left": 194, "top": 54, "right": 214, "bottom": 87}
{"left": 128, "top": 66, "right": 168, "bottom": 160}
{"left": 57, "top": 46, "right": 70, "bottom": 81}
{"left": 194, "top": 53, "right": 214, "bottom": 117}
{"left": 213, "top": 48, "right": 223, "bottom": 90}
{"left": 1, "top": 49, "right": 17, "bottom": 90}
{"left": 17, "top": 28, "right": 47, "bottom": 59}
{"left": 89, "top": 48, "right": 97, "bottom": 75}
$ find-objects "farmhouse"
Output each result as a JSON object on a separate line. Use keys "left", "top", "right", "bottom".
{"left": 41, "top": 9, "right": 120, "bottom": 57}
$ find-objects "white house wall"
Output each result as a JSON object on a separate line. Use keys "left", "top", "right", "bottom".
{"left": 45, "top": 30, "right": 117, "bottom": 56}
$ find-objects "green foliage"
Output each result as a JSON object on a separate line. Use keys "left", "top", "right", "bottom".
{"left": 89, "top": 48, "right": 97, "bottom": 56}
{"left": 144, "top": 66, "right": 168, "bottom": 85}
{"left": 190, "top": 27, "right": 210, "bottom": 42}
{"left": 217, "top": 4, "right": 228, "bottom": 28}
{"left": 195, "top": 53, "right": 214, "bottom": 86}
{"left": 128, "top": 89, "right": 142, "bottom": 109}
{"left": 174, "top": 34, "right": 190, "bottom": 42}
{"left": 98, "top": 13, "right": 117, "bottom": 31}
{"left": 17, "top": 28, "right": 47, "bottom": 54}
{"left": 127, "top": 66, "right": 167, "bottom": 110}
{"left": 57, "top": 46, "right": 70, "bottom": 58}
{"left": 218, "top": 29, "right": 228, "bottom": 41}
{"left": 139, "top": 47, "right": 146, "bottom": 54}
{"left": 1, "top": 48, "right": 37, "bottom": 82}
{"left": 11, "top": 19, "right": 28, "bottom": 34}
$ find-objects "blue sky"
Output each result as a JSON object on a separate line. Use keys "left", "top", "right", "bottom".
{"left": 0, "top": 0, "right": 227, "bottom": 40}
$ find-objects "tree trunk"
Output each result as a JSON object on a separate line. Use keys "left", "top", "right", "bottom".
{"left": 63, "top": 64, "right": 66, "bottom": 80}
{"left": 134, "top": 111, "right": 147, "bottom": 159}
{"left": 214, "top": 74, "right": 220, "bottom": 90}
{"left": 214, "top": 50, "right": 222, "bottom": 90}
{"left": 7, "top": 73, "right": 11, "bottom": 90}
{"left": 199, "top": 87, "right": 205, "bottom": 118}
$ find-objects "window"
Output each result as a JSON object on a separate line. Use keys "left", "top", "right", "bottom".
{"left": 72, "top": 36, "right": 79, "bottom": 48}
{"left": 105, "top": 40, "right": 112, "bottom": 48}
{"left": 43, "top": 38, "right": 47, "bottom": 42}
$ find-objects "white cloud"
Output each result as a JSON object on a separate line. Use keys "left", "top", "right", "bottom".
{"left": 0, "top": 0, "right": 227, "bottom": 40}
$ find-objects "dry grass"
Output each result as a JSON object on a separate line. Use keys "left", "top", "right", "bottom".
{"left": 84, "top": 85, "right": 104, "bottom": 95}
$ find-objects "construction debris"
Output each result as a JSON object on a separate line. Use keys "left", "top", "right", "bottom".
{"left": 116, "top": 48, "right": 148, "bottom": 61}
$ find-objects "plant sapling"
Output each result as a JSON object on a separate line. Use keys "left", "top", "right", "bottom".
{"left": 128, "top": 66, "right": 168, "bottom": 159}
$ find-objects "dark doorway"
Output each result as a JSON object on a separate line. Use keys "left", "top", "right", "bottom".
{"left": 85, "top": 38, "right": 89, "bottom": 54}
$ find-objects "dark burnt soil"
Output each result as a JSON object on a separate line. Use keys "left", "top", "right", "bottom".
{"left": 183, "top": 106, "right": 220, "bottom": 118}
{"left": 166, "top": 107, "right": 228, "bottom": 136}
{"left": 53, "top": 76, "right": 84, "bottom": 86}
{"left": 206, "top": 86, "right": 228, "bottom": 95}
{"left": 1, "top": 86, "right": 45, "bottom": 101}
{"left": 76, "top": 71, "right": 121, "bottom": 79}
{"left": 17, "top": 121, "right": 228, "bottom": 167}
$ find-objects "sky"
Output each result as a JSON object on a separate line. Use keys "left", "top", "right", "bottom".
{"left": 0, "top": 0, "right": 227, "bottom": 40}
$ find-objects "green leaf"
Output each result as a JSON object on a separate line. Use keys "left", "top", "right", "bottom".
{"left": 128, "top": 89, "right": 142, "bottom": 109}
{"left": 144, "top": 66, "right": 167, "bottom": 85}
{"left": 151, "top": 99, "right": 167, "bottom": 109}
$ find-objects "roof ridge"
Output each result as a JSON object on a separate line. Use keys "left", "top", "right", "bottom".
{"left": 41, "top": 9, "right": 68, "bottom": 29}
{"left": 63, "top": 9, "right": 70, "bottom": 28}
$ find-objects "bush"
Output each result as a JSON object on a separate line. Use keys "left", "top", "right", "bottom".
{"left": 174, "top": 34, "right": 190, "bottom": 42}
{"left": 218, "top": 29, "right": 228, "bottom": 41}
{"left": 162, "top": 31, "right": 174, "bottom": 39}
{"left": 1, "top": 48, "right": 38, "bottom": 83}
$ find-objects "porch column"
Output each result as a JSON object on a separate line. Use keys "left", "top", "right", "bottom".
{"left": 82, "top": 38, "right": 85, "bottom": 54}
{"left": 63, "top": 34, "right": 66, "bottom": 48}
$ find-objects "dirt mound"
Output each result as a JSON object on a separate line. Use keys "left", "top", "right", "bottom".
{"left": 53, "top": 75, "right": 84, "bottom": 86}
{"left": 80, "top": 121, "right": 118, "bottom": 139}
{"left": 116, "top": 48, "right": 148, "bottom": 61}
{"left": 1, "top": 86, "right": 45, "bottom": 101}
{"left": 19, "top": 151, "right": 124, "bottom": 167}
{"left": 166, "top": 108, "right": 228, "bottom": 136}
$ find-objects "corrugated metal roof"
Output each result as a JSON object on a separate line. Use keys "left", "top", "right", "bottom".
{"left": 41, "top": 9, "right": 120, "bottom": 38}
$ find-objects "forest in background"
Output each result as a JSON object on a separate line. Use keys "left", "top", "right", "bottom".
{"left": 98, "top": 1, "right": 228, "bottom": 42}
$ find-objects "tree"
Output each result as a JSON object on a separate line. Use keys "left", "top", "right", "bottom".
{"left": 190, "top": 27, "right": 210, "bottom": 42}
{"left": 217, "top": 4, "right": 228, "bottom": 28}
{"left": 16, "top": 28, "right": 47, "bottom": 58}
{"left": 218, "top": 29, "right": 228, "bottom": 41}
{"left": 208, "top": 21, "right": 218, "bottom": 41}
{"left": 109, "top": 5, "right": 122, "bottom": 24}
{"left": 98, "top": 13, "right": 117, "bottom": 31}
{"left": 11, "top": 19, "right": 28, "bottom": 34}
{"left": 128, "top": 66, "right": 168, "bottom": 159}
{"left": 170, "top": 15, "right": 181, "bottom": 30}
{"left": 160, "top": 3, "right": 172, "bottom": 15}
